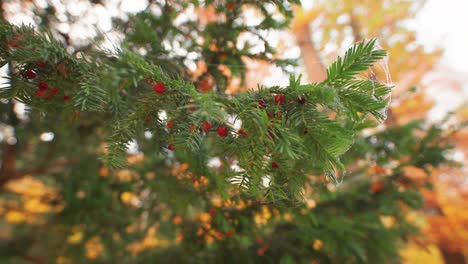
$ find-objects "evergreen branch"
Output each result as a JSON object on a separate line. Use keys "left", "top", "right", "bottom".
{"left": 325, "top": 39, "right": 387, "bottom": 84}
{"left": 0, "top": 24, "right": 391, "bottom": 198}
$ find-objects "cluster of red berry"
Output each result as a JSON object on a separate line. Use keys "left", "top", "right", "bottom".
{"left": 34, "top": 81, "right": 59, "bottom": 99}
{"left": 258, "top": 94, "right": 286, "bottom": 124}
{"left": 259, "top": 94, "right": 290, "bottom": 169}
{"left": 255, "top": 237, "right": 270, "bottom": 256}
{"left": 7, "top": 35, "right": 23, "bottom": 49}
{"left": 153, "top": 82, "right": 287, "bottom": 170}
{"left": 27, "top": 74, "right": 70, "bottom": 101}
{"left": 208, "top": 209, "right": 234, "bottom": 239}
{"left": 153, "top": 81, "right": 248, "bottom": 151}
{"left": 9, "top": 34, "right": 70, "bottom": 100}
{"left": 25, "top": 61, "right": 71, "bottom": 101}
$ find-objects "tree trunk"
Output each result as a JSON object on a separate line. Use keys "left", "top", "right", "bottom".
{"left": 291, "top": 23, "right": 326, "bottom": 83}
{"left": 441, "top": 248, "right": 466, "bottom": 264}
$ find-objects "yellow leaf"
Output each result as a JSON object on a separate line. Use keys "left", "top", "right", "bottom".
{"left": 380, "top": 215, "right": 396, "bottom": 228}
{"left": 67, "top": 231, "right": 83, "bottom": 244}
{"left": 85, "top": 236, "right": 104, "bottom": 259}
{"left": 199, "top": 212, "right": 212, "bottom": 223}
{"left": 400, "top": 243, "right": 444, "bottom": 264}
{"left": 5, "top": 210, "right": 26, "bottom": 223}
{"left": 402, "top": 166, "right": 428, "bottom": 181}
{"left": 313, "top": 239, "right": 323, "bottom": 250}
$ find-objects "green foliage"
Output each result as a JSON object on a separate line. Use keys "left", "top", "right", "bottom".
{"left": 0, "top": 22, "right": 391, "bottom": 199}
{"left": 0, "top": 1, "right": 456, "bottom": 263}
{"left": 326, "top": 39, "right": 386, "bottom": 83}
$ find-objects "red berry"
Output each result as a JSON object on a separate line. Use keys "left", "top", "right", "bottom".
{"left": 257, "top": 244, "right": 269, "bottom": 256}
{"left": 219, "top": 53, "right": 228, "bottom": 60}
{"left": 226, "top": 231, "right": 233, "bottom": 237}
{"left": 256, "top": 237, "right": 263, "bottom": 244}
{"left": 217, "top": 126, "right": 228, "bottom": 137}
{"left": 25, "top": 69, "right": 36, "bottom": 79}
{"left": 227, "top": 3, "right": 235, "bottom": 10}
{"left": 7, "top": 36, "right": 22, "bottom": 48}
{"left": 271, "top": 162, "right": 279, "bottom": 169}
{"left": 51, "top": 88, "right": 59, "bottom": 94}
{"left": 297, "top": 96, "right": 306, "bottom": 104}
{"left": 188, "top": 105, "right": 197, "bottom": 111}
{"left": 144, "top": 117, "right": 151, "bottom": 124}
{"left": 201, "top": 121, "right": 211, "bottom": 132}
{"left": 209, "top": 209, "right": 216, "bottom": 216}
{"left": 167, "top": 121, "right": 173, "bottom": 129}
{"left": 153, "top": 82, "right": 166, "bottom": 94}
{"left": 36, "top": 61, "right": 47, "bottom": 68}
{"left": 57, "top": 63, "right": 69, "bottom": 77}
{"left": 168, "top": 144, "right": 175, "bottom": 151}
{"left": 267, "top": 130, "right": 275, "bottom": 139}
{"left": 38, "top": 82, "right": 48, "bottom": 91}
{"left": 276, "top": 113, "right": 283, "bottom": 119}
{"left": 267, "top": 112, "right": 273, "bottom": 118}
{"left": 371, "top": 181, "right": 384, "bottom": 193}
{"left": 257, "top": 99, "right": 266, "bottom": 108}
{"left": 63, "top": 95, "right": 71, "bottom": 101}
{"left": 35, "top": 90, "right": 45, "bottom": 97}
{"left": 238, "top": 128, "right": 247, "bottom": 137}
{"left": 257, "top": 248, "right": 266, "bottom": 256}
{"left": 187, "top": 102, "right": 198, "bottom": 111}
{"left": 8, "top": 40, "right": 18, "bottom": 48}
{"left": 274, "top": 94, "right": 284, "bottom": 104}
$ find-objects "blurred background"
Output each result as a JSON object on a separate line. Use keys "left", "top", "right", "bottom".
{"left": 0, "top": 0, "right": 466, "bottom": 263}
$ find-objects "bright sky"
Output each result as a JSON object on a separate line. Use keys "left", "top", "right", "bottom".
{"left": 414, "top": 0, "right": 468, "bottom": 120}
{"left": 415, "top": 0, "right": 468, "bottom": 74}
